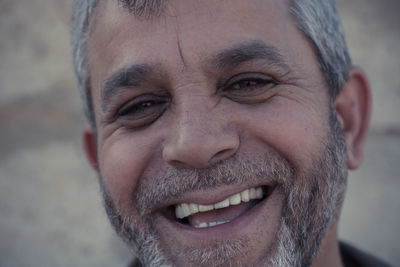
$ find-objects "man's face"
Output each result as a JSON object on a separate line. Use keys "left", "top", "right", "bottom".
{"left": 86, "top": 0, "right": 347, "bottom": 266}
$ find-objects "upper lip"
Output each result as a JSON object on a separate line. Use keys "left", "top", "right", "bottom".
{"left": 155, "top": 182, "right": 276, "bottom": 211}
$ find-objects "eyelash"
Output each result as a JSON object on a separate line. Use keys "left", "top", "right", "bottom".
{"left": 227, "top": 78, "right": 275, "bottom": 91}
{"left": 220, "top": 74, "right": 278, "bottom": 99}
{"left": 118, "top": 99, "right": 162, "bottom": 116}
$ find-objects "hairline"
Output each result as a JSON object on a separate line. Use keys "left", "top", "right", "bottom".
{"left": 72, "top": 0, "right": 351, "bottom": 129}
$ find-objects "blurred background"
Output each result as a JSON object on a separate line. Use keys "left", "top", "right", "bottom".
{"left": 0, "top": 0, "right": 399, "bottom": 266}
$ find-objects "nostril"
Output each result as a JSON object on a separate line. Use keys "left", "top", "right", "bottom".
{"left": 167, "top": 159, "right": 189, "bottom": 168}
{"left": 208, "top": 147, "right": 237, "bottom": 165}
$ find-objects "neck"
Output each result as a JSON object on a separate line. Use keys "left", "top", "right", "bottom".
{"left": 311, "top": 220, "right": 344, "bottom": 267}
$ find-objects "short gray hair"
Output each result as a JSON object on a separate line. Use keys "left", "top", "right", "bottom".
{"left": 70, "top": 0, "right": 351, "bottom": 128}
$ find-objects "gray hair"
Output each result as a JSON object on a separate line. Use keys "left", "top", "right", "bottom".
{"left": 70, "top": 0, "right": 351, "bottom": 128}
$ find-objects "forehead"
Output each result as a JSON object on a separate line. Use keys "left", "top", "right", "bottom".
{"left": 89, "top": 0, "right": 298, "bottom": 62}
{"left": 87, "top": 0, "right": 320, "bottom": 99}
{"left": 91, "top": 0, "right": 290, "bottom": 40}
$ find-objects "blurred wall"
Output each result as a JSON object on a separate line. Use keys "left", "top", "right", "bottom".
{"left": 0, "top": 0, "right": 399, "bottom": 266}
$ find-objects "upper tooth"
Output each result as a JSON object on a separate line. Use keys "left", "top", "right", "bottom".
{"left": 229, "top": 193, "right": 241, "bottom": 205}
{"left": 249, "top": 188, "right": 257, "bottom": 199}
{"left": 175, "top": 186, "right": 265, "bottom": 219}
{"left": 199, "top": 204, "right": 214, "bottom": 212}
{"left": 214, "top": 198, "right": 230, "bottom": 209}
{"left": 256, "top": 187, "right": 263, "bottom": 199}
{"left": 189, "top": 203, "right": 199, "bottom": 213}
{"left": 175, "top": 205, "right": 184, "bottom": 219}
{"left": 241, "top": 189, "right": 250, "bottom": 202}
{"left": 181, "top": 203, "right": 191, "bottom": 217}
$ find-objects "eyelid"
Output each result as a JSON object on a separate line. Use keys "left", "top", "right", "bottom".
{"left": 104, "top": 94, "right": 167, "bottom": 128}
{"left": 219, "top": 72, "right": 277, "bottom": 89}
{"left": 116, "top": 91, "right": 168, "bottom": 113}
{"left": 117, "top": 95, "right": 155, "bottom": 116}
{"left": 217, "top": 72, "right": 280, "bottom": 105}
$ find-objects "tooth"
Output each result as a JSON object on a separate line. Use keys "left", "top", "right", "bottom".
{"left": 216, "top": 220, "right": 228, "bottom": 225}
{"left": 175, "top": 205, "right": 184, "bottom": 219}
{"left": 229, "top": 193, "right": 241, "bottom": 205}
{"left": 199, "top": 204, "right": 214, "bottom": 212}
{"left": 240, "top": 189, "right": 250, "bottom": 202}
{"left": 214, "top": 198, "right": 230, "bottom": 209}
{"left": 249, "top": 188, "right": 257, "bottom": 199}
{"left": 176, "top": 187, "right": 263, "bottom": 220}
{"left": 181, "top": 203, "right": 191, "bottom": 217}
{"left": 195, "top": 222, "right": 208, "bottom": 228}
{"left": 189, "top": 203, "right": 199, "bottom": 214}
{"left": 256, "top": 187, "right": 263, "bottom": 199}
{"left": 209, "top": 222, "right": 217, "bottom": 227}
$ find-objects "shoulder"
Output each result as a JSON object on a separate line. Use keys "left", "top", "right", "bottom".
{"left": 340, "top": 241, "right": 393, "bottom": 267}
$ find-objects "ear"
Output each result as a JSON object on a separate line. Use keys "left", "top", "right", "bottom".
{"left": 82, "top": 125, "right": 100, "bottom": 172}
{"left": 334, "top": 67, "right": 372, "bottom": 170}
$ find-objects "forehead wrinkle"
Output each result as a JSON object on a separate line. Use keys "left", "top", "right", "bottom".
{"left": 211, "top": 39, "right": 292, "bottom": 73}
{"left": 171, "top": 16, "right": 188, "bottom": 71}
{"left": 176, "top": 36, "right": 187, "bottom": 69}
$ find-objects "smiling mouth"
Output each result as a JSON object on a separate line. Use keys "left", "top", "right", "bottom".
{"left": 166, "top": 186, "right": 275, "bottom": 229}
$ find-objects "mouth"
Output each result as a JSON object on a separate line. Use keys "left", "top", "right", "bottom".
{"left": 162, "top": 185, "right": 276, "bottom": 229}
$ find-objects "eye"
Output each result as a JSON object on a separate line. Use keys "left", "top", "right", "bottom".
{"left": 116, "top": 94, "right": 169, "bottom": 128}
{"left": 230, "top": 79, "right": 270, "bottom": 91}
{"left": 220, "top": 73, "right": 277, "bottom": 102}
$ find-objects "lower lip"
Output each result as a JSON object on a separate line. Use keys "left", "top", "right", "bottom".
{"left": 160, "top": 187, "right": 278, "bottom": 243}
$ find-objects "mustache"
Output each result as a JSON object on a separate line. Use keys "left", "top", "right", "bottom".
{"left": 133, "top": 149, "right": 295, "bottom": 215}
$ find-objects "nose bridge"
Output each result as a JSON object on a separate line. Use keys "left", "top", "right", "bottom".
{"left": 178, "top": 98, "right": 220, "bottom": 148}
{"left": 163, "top": 94, "right": 239, "bottom": 168}
{"left": 179, "top": 95, "right": 214, "bottom": 137}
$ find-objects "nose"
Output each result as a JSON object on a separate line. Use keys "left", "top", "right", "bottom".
{"left": 162, "top": 102, "right": 239, "bottom": 168}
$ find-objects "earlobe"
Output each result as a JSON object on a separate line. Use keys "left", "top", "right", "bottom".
{"left": 82, "top": 125, "right": 99, "bottom": 172}
{"left": 334, "top": 67, "right": 371, "bottom": 170}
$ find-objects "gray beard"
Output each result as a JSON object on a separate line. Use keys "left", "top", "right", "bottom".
{"left": 101, "top": 104, "right": 347, "bottom": 267}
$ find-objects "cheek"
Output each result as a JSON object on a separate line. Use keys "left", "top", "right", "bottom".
{"left": 241, "top": 97, "right": 328, "bottom": 168}
{"left": 98, "top": 133, "right": 159, "bottom": 212}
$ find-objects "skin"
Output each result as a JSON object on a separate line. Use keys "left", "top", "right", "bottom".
{"left": 83, "top": 0, "right": 371, "bottom": 266}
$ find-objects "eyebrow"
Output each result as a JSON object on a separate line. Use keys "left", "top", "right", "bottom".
{"left": 212, "top": 39, "right": 290, "bottom": 72}
{"left": 101, "top": 64, "right": 153, "bottom": 111}
{"left": 100, "top": 40, "right": 290, "bottom": 112}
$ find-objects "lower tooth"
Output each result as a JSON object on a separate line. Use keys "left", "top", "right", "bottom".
{"left": 195, "top": 222, "right": 208, "bottom": 228}
{"left": 194, "top": 220, "right": 230, "bottom": 228}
